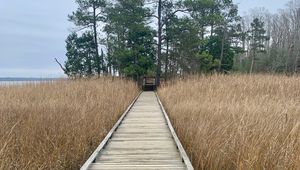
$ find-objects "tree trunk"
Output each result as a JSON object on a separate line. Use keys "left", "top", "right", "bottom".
{"left": 219, "top": 31, "right": 225, "bottom": 72}
{"left": 210, "top": 8, "right": 214, "bottom": 37}
{"left": 101, "top": 50, "right": 107, "bottom": 74}
{"left": 87, "top": 54, "right": 92, "bottom": 76}
{"left": 106, "top": 35, "right": 112, "bottom": 75}
{"left": 294, "top": 10, "right": 300, "bottom": 74}
{"left": 165, "top": 41, "right": 169, "bottom": 81}
{"left": 93, "top": 4, "right": 100, "bottom": 77}
{"left": 165, "top": 21, "right": 169, "bottom": 80}
{"left": 250, "top": 51, "right": 255, "bottom": 75}
{"left": 286, "top": 44, "right": 292, "bottom": 73}
{"left": 294, "top": 49, "right": 299, "bottom": 74}
{"left": 294, "top": 58, "right": 299, "bottom": 74}
{"left": 156, "top": 0, "right": 162, "bottom": 86}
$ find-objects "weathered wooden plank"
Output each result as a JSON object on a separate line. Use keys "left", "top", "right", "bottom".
{"left": 96, "top": 161, "right": 184, "bottom": 166}
{"left": 122, "top": 120, "right": 166, "bottom": 123}
{"left": 130, "top": 109, "right": 162, "bottom": 112}
{"left": 116, "top": 128, "right": 170, "bottom": 133}
{"left": 126, "top": 115, "right": 162, "bottom": 117}
{"left": 110, "top": 138, "right": 173, "bottom": 142}
{"left": 103, "top": 147, "right": 178, "bottom": 152}
{"left": 88, "top": 164, "right": 186, "bottom": 170}
{"left": 122, "top": 119, "right": 165, "bottom": 122}
{"left": 96, "top": 155, "right": 182, "bottom": 161}
{"left": 99, "top": 152, "right": 180, "bottom": 157}
{"left": 107, "top": 140, "right": 175, "bottom": 146}
{"left": 92, "top": 161, "right": 184, "bottom": 165}
{"left": 104, "top": 145, "right": 177, "bottom": 150}
{"left": 112, "top": 132, "right": 172, "bottom": 136}
{"left": 118, "top": 122, "right": 167, "bottom": 126}
{"left": 100, "top": 149, "right": 180, "bottom": 155}
{"left": 118, "top": 123, "right": 167, "bottom": 127}
{"left": 111, "top": 133, "right": 173, "bottom": 138}
{"left": 131, "top": 106, "right": 161, "bottom": 108}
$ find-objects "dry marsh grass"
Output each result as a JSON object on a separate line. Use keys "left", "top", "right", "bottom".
{"left": 159, "top": 75, "right": 300, "bottom": 170}
{"left": 0, "top": 78, "right": 138, "bottom": 169}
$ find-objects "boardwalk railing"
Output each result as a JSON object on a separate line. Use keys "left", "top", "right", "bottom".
{"left": 155, "top": 93, "right": 194, "bottom": 169}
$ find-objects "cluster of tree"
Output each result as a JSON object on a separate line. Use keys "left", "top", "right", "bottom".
{"left": 58, "top": 0, "right": 300, "bottom": 81}
{"left": 235, "top": 0, "right": 300, "bottom": 74}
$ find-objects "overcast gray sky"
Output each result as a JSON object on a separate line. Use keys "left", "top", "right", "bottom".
{"left": 0, "top": 0, "right": 290, "bottom": 78}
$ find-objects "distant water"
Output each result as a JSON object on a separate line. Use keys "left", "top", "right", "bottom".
{"left": 0, "top": 78, "right": 60, "bottom": 86}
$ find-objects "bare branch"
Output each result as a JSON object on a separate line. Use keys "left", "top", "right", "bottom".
{"left": 150, "top": 14, "right": 159, "bottom": 19}
{"left": 55, "top": 58, "right": 66, "bottom": 73}
{"left": 160, "top": 9, "right": 189, "bottom": 29}
{"left": 69, "top": 25, "right": 93, "bottom": 33}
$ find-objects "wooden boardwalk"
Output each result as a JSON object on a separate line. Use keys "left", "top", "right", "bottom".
{"left": 81, "top": 92, "right": 193, "bottom": 170}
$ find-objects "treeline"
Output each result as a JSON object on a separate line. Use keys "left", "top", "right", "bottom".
{"left": 58, "top": 0, "right": 300, "bottom": 81}
{"left": 235, "top": 0, "right": 300, "bottom": 74}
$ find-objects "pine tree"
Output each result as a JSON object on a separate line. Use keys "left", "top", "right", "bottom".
{"left": 215, "top": 0, "right": 241, "bottom": 72}
{"left": 105, "top": 0, "right": 156, "bottom": 81}
{"left": 65, "top": 32, "right": 97, "bottom": 77}
{"left": 69, "top": 0, "right": 106, "bottom": 76}
{"left": 249, "top": 18, "right": 269, "bottom": 74}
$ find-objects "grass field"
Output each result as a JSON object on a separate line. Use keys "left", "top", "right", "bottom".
{"left": 0, "top": 78, "right": 138, "bottom": 169}
{"left": 159, "top": 75, "right": 300, "bottom": 170}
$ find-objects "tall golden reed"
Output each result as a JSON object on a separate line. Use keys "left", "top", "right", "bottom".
{"left": 159, "top": 74, "right": 300, "bottom": 170}
{"left": 0, "top": 78, "right": 138, "bottom": 169}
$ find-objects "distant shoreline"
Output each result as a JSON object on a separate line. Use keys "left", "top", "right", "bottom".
{"left": 0, "top": 78, "right": 64, "bottom": 82}
{"left": 0, "top": 78, "right": 65, "bottom": 86}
